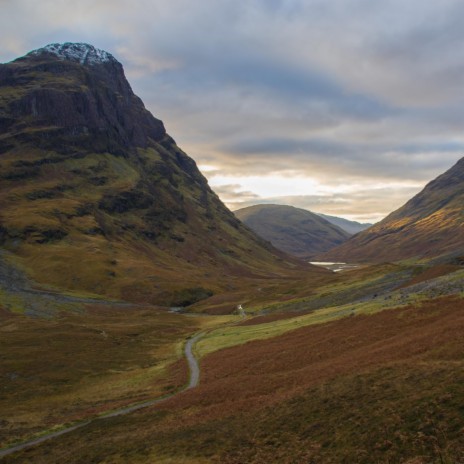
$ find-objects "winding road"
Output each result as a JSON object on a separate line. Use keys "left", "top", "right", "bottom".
{"left": 0, "top": 332, "right": 204, "bottom": 459}
{"left": 185, "top": 332, "right": 203, "bottom": 389}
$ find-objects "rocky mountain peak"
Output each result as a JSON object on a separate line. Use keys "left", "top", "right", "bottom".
{"left": 1, "top": 42, "right": 166, "bottom": 150}
{"left": 26, "top": 42, "right": 117, "bottom": 66}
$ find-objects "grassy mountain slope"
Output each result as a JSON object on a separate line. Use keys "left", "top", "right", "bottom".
{"left": 234, "top": 204, "right": 350, "bottom": 259}
{"left": 0, "top": 45, "right": 321, "bottom": 305}
{"left": 320, "top": 157, "right": 464, "bottom": 263}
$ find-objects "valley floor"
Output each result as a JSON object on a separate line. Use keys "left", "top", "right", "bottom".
{"left": 0, "top": 259, "right": 463, "bottom": 463}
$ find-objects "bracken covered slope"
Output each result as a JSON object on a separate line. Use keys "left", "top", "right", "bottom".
{"left": 6, "top": 295, "right": 463, "bottom": 463}
{"left": 235, "top": 204, "right": 350, "bottom": 259}
{"left": 320, "top": 157, "right": 464, "bottom": 263}
{"left": 0, "top": 43, "right": 317, "bottom": 305}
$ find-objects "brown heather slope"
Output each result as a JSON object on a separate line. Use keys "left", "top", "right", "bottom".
{"left": 235, "top": 204, "right": 350, "bottom": 259}
{"left": 0, "top": 43, "right": 325, "bottom": 306}
{"left": 7, "top": 296, "right": 464, "bottom": 463}
{"left": 320, "top": 157, "right": 464, "bottom": 263}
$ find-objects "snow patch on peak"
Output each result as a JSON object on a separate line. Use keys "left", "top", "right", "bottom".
{"left": 29, "top": 43, "right": 116, "bottom": 65}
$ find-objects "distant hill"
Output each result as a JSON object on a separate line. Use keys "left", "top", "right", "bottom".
{"left": 0, "top": 43, "right": 319, "bottom": 306}
{"left": 234, "top": 204, "right": 350, "bottom": 259}
{"left": 320, "top": 157, "right": 464, "bottom": 263}
{"left": 317, "top": 213, "right": 372, "bottom": 235}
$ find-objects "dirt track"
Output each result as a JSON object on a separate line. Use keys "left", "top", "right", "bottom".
{"left": 0, "top": 331, "right": 204, "bottom": 459}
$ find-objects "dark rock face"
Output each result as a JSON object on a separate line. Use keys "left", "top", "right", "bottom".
{"left": 0, "top": 45, "right": 166, "bottom": 154}
{"left": 99, "top": 189, "right": 154, "bottom": 214}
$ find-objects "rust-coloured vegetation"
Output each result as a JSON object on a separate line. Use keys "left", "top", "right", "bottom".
{"left": 5, "top": 296, "right": 463, "bottom": 463}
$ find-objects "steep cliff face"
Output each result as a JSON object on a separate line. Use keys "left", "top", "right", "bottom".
{"left": 320, "top": 157, "right": 464, "bottom": 263}
{"left": 0, "top": 43, "right": 165, "bottom": 153}
{"left": 0, "top": 43, "right": 315, "bottom": 305}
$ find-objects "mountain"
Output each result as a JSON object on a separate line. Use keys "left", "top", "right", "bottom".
{"left": 0, "top": 43, "right": 318, "bottom": 305}
{"left": 317, "top": 213, "right": 372, "bottom": 235}
{"left": 234, "top": 204, "right": 351, "bottom": 259}
{"left": 320, "top": 157, "right": 464, "bottom": 263}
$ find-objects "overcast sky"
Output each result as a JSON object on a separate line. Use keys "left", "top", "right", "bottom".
{"left": 2, "top": 0, "right": 464, "bottom": 222}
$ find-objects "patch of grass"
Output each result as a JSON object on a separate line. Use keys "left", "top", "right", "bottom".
{"left": 196, "top": 269, "right": 464, "bottom": 357}
{"left": 0, "top": 307, "right": 216, "bottom": 447}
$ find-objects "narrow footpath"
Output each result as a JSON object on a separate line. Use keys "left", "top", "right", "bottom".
{"left": 0, "top": 332, "right": 204, "bottom": 459}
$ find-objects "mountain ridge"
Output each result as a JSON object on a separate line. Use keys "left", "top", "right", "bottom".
{"left": 316, "top": 213, "right": 372, "bottom": 235}
{"left": 27, "top": 43, "right": 116, "bottom": 66}
{"left": 319, "top": 157, "right": 464, "bottom": 263}
{"left": 234, "top": 204, "right": 350, "bottom": 259}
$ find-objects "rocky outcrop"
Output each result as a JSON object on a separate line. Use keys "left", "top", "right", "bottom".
{"left": 1, "top": 43, "right": 165, "bottom": 153}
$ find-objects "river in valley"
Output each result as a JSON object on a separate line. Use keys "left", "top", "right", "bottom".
{"left": 310, "top": 261, "right": 360, "bottom": 272}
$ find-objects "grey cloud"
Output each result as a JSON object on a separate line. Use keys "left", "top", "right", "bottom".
{"left": 212, "top": 184, "right": 260, "bottom": 202}
{"left": 215, "top": 134, "right": 464, "bottom": 182}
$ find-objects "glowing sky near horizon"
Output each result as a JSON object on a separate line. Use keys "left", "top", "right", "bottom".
{"left": 1, "top": 0, "right": 464, "bottom": 223}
